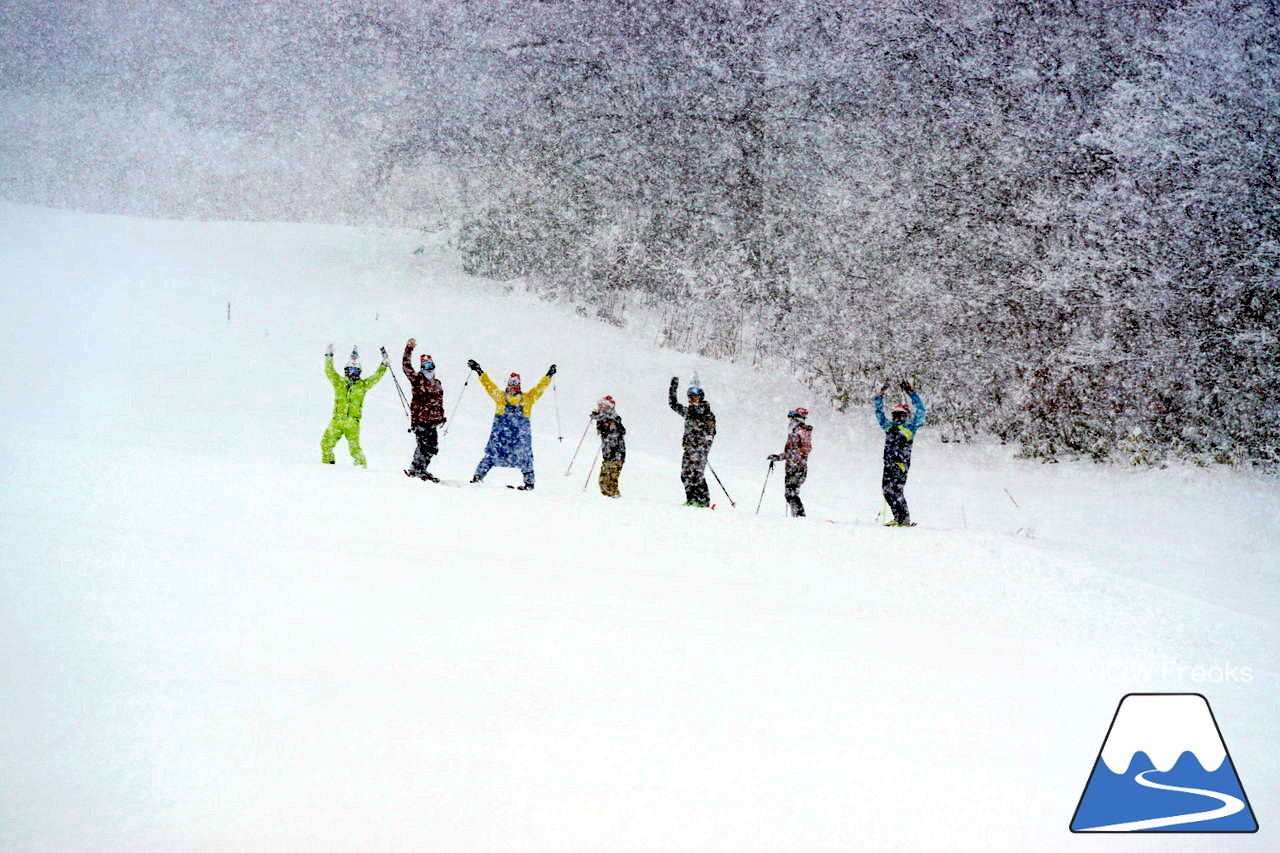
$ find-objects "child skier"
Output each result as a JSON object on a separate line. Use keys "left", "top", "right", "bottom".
{"left": 591, "top": 396, "right": 626, "bottom": 498}
{"left": 402, "top": 337, "right": 446, "bottom": 481}
{"left": 321, "top": 344, "right": 388, "bottom": 467}
{"left": 669, "top": 375, "right": 716, "bottom": 507}
{"left": 467, "top": 359, "right": 556, "bottom": 490}
{"left": 874, "top": 380, "right": 926, "bottom": 526}
{"left": 767, "top": 407, "right": 813, "bottom": 517}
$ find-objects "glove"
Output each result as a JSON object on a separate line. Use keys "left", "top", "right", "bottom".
{"left": 767, "top": 454, "right": 781, "bottom": 463}
{"left": 325, "top": 343, "right": 334, "bottom": 357}
{"left": 547, "top": 364, "right": 557, "bottom": 377}
{"left": 878, "top": 382, "right": 889, "bottom": 397}
{"left": 670, "top": 377, "right": 679, "bottom": 391}
{"left": 407, "top": 337, "right": 416, "bottom": 349}
{"left": 900, "top": 380, "right": 915, "bottom": 394}
{"left": 467, "top": 359, "right": 482, "bottom": 374}
{"left": 379, "top": 346, "right": 390, "bottom": 366}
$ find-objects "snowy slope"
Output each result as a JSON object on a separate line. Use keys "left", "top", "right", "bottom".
{"left": 0, "top": 203, "right": 1275, "bottom": 851}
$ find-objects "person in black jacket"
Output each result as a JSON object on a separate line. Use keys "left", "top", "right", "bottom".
{"left": 591, "top": 395, "right": 626, "bottom": 497}
{"left": 669, "top": 376, "right": 716, "bottom": 507}
{"left": 874, "top": 380, "right": 926, "bottom": 527}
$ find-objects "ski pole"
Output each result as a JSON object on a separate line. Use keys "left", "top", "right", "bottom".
{"left": 565, "top": 415, "right": 593, "bottom": 476}
{"left": 552, "top": 380, "right": 564, "bottom": 442}
{"left": 381, "top": 347, "right": 411, "bottom": 425}
{"left": 755, "top": 459, "right": 775, "bottom": 515}
{"left": 441, "top": 374, "right": 470, "bottom": 438}
{"left": 582, "top": 444, "right": 600, "bottom": 492}
{"left": 708, "top": 463, "right": 736, "bottom": 508}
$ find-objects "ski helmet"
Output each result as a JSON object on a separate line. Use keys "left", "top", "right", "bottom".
{"left": 891, "top": 403, "right": 910, "bottom": 415}
{"left": 788, "top": 407, "right": 809, "bottom": 420}
{"left": 345, "top": 348, "right": 361, "bottom": 379}
{"left": 598, "top": 395, "right": 616, "bottom": 412}
{"left": 507, "top": 372, "right": 522, "bottom": 388}
{"left": 420, "top": 354, "right": 435, "bottom": 372}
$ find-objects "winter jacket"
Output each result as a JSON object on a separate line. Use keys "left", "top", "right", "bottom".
{"left": 402, "top": 345, "right": 445, "bottom": 427}
{"left": 478, "top": 372, "right": 552, "bottom": 418}
{"left": 593, "top": 412, "right": 627, "bottom": 462}
{"left": 780, "top": 422, "right": 813, "bottom": 469}
{"left": 669, "top": 384, "right": 716, "bottom": 450}
{"left": 875, "top": 391, "right": 926, "bottom": 474}
{"left": 325, "top": 355, "right": 386, "bottom": 421}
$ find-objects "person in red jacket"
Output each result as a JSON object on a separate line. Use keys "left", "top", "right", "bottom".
{"left": 767, "top": 407, "right": 813, "bottom": 517}
{"left": 402, "top": 337, "right": 446, "bottom": 481}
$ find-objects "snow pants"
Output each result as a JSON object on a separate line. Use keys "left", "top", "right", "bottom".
{"left": 784, "top": 463, "right": 807, "bottom": 517}
{"left": 408, "top": 425, "right": 439, "bottom": 477}
{"left": 474, "top": 409, "right": 535, "bottom": 486}
{"left": 322, "top": 415, "right": 366, "bottom": 466}
{"left": 681, "top": 444, "right": 711, "bottom": 506}
{"left": 599, "top": 459, "right": 623, "bottom": 497}
{"left": 882, "top": 465, "right": 910, "bottom": 524}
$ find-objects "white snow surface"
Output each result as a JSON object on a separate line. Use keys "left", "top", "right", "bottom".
{"left": 1099, "top": 694, "right": 1226, "bottom": 774}
{"left": 1, "top": 203, "right": 1276, "bottom": 851}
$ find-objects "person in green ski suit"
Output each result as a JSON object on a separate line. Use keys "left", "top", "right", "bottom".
{"left": 321, "top": 344, "right": 387, "bottom": 466}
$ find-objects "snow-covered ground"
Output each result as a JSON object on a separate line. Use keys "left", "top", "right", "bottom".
{"left": 1, "top": 202, "right": 1275, "bottom": 851}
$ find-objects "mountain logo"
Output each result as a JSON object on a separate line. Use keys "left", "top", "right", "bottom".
{"left": 1070, "top": 693, "right": 1258, "bottom": 832}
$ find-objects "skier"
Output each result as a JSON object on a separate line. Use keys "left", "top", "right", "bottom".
{"left": 321, "top": 344, "right": 388, "bottom": 467}
{"left": 402, "top": 337, "right": 446, "bottom": 482}
{"left": 767, "top": 407, "right": 813, "bottom": 517}
{"left": 874, "top": 380, "right": 926, "bottom": 527}
{"left": 669, "top": 375, "right": 716, "bottom": 507}
{"left": 467, "top": 359, "right": 556, "bottom": 490}
{"left": 591, "top": 396, "right": 626, "bottom": 498}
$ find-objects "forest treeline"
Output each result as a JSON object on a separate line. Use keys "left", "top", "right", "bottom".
{"left": 10, "top": 0, "right": 1277, "bottom": 464}
{"left": 359, "top": 0, "right": 1280, "bottom": 464}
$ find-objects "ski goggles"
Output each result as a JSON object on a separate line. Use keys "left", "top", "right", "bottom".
{"left": 420, "top": 361, "right": 435, "bottom": 371}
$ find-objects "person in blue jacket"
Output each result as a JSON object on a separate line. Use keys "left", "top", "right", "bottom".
{"left": 875, "top": 379, "right": 926, "bottom": 527}
{"left": 466, "top": 358, "right": 556, "bottom": 490}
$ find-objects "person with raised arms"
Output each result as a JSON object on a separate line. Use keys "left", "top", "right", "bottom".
{"left": 467, "top": 358, "right": 556, "bottom": 490}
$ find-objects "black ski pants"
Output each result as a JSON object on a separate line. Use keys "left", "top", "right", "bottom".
{"left": 409, "top": 425, "right": 439, "bottom": 476}
{"left": 784, "top": 463, "right": 807, "bottom": 517}
{"left": 681, "top": 444, "right": 711, "bottom": 506}
{"left": 882, "top": 464, "right": 910, "bottom": 524}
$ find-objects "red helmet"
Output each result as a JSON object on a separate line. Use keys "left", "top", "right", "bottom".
{"left": 788, "top": 407, "right": 808, "bottom": 420}
{"left": 891, "top": 403, "right": 911, "bottom": 415}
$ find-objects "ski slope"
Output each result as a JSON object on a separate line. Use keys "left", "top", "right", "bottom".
{"left": 1, "top": 202, "right": 1275, "bottom": 851}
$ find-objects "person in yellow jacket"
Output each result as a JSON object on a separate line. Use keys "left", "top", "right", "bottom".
{"left": 321, "top": 344, "right": 387, "bottom": 466}
{"left": 466, "top": 358, "right": 556, "bottom": 490}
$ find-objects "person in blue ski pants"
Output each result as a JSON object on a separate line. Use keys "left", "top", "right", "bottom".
{"left": 467, "top": 359, "right": 556, "bottom": 490}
